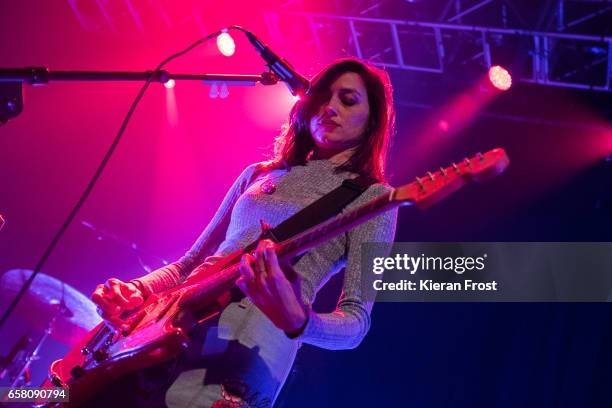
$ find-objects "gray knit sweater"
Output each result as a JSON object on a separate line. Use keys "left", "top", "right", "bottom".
{"left": 137, "top": 160, "right": 397, "bottom": 408}
{"left": 135, "top": 158, "right": 397, "bottom": 351}
{"left": 133, "top": 159, "right": 398, "bottom": 405}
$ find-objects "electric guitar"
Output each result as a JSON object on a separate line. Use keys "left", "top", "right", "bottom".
{"left": 41, "top": 148, "right": 509, "bottom": 407}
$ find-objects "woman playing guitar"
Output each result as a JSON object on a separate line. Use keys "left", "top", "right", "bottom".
{"left": 89, "top": 57, "right": 398, "bottom": 408}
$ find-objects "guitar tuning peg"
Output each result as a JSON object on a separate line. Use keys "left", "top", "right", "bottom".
{"left": 415, "top": 176, "right": 425, "bottom": 190}
{"left": 477, "top": 152, "right": 484, "bottom": 161}
{"left": 464, "top": 158, "right": 472, "bottom": 166}
{"left": 426, "top": 171, "right": 435, "bottom": 181}
{"left": 452, "top": 162, "right": 459, "bottom": 172}
{"left": 439, "top": 167, "right": 448, "bottom": 176}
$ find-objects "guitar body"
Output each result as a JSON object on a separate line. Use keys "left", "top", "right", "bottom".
{"left": 41, "top": 286, "right": 225, "bottom": 407}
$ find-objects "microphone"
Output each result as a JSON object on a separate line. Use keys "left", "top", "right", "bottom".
{"left": 244, "top": 31, "right": 310, "bottom": 98}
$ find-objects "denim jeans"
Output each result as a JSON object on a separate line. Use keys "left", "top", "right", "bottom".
{"left": 80, "top": 299, "right": 299, "bottom": 408}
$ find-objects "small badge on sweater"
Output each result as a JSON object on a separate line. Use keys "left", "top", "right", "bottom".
{"left": 260, "top": 179, "right": 277, "bottom": 194}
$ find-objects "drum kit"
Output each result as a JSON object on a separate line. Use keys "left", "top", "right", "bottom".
{"left": 0, "top": 220, "right": 167, "bottom": 390}
{"left": 0, "top": 269, "right": 102, "bottom": 388}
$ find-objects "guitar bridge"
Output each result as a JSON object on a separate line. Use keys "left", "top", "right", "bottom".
{"left": 155, "top": 293, "right": 181, "bottom": 323}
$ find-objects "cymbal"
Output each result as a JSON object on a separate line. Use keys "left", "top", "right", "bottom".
{"left": 0, "top": 269, "right": 102, "bottom": 346}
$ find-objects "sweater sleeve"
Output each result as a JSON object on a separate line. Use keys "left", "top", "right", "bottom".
{"left": 294, "top": 184, "right": 398, "bottom": 350}
{"left": 132, "top": 163, "right": 262, "bottom": 296}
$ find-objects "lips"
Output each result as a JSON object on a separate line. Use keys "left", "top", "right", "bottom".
{"left": 320, "top": 119, "right": 340, "bottom": 129}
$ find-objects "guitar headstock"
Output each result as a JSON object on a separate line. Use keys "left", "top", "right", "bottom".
{"left": 392, "top": 148, "right": 509, "bottom": 209}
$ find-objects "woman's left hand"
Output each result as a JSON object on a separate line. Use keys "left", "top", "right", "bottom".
{"left": 236, "top": 239, "right": 308, "bottom": 335}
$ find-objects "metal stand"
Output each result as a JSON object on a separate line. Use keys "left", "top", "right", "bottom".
{"left": 0, "top": 68, "right": 280, "bottom": 123}
{"left": 8, "top": 292, "right": 73, "bottom": 388}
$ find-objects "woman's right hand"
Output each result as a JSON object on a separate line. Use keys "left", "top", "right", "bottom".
{"left": 91, "top": 278, "right": 144, "bottom": 328}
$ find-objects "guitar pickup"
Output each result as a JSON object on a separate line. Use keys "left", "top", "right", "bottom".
{"left": 155, "top": 293, "right": 181, "bottom": 323}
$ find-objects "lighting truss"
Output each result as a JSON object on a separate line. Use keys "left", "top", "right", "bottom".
{"left": 267, "top": 1, "right": 612, "bottom": 92}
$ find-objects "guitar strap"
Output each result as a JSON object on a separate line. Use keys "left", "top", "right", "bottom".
{"left": 223, "top": 174, "right": 376, "bottom": 303}
{"left": 262, "top": 174, "right": 376, "bottom": 243}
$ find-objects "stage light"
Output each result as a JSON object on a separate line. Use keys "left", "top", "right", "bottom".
{"left": 488, "top": 65, "right": 512, "bottom": 91}
{"left": 217, "top": 32, "right": 236, "bottom": 57}
{"left": 164, "top": 79, "right": 175, "bottom": 89}
{"left": 437, "top": 119, "right": 450, "bottom": 132}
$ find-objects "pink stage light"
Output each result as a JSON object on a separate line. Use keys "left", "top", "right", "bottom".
{"left": 217, "top": 32, "right": 236, "bottom": 57}
{"left": 164, "top": 79, "right": 176, "bottom": 89}
{"left": 437, "top": 119, "right": 450, "bottom": 132}
{"left": 488, "top": 65, "right": 512, "bottom": 91}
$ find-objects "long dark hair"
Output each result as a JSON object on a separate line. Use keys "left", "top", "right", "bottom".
{"left": 266, "top": 57, "right": 395, "bottom": 182}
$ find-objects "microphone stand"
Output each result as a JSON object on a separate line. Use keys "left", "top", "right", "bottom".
{"left": 0, "top": 66, "right": 280, "bottom": 333}
{"left": 0, "top": 26, "right": 300, "bottom": 339}
{"left": 0, "top": 67, "right": 280, "bottom": 123}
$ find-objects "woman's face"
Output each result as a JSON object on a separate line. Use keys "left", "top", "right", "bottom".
{"left": 309, "top": 72, "right": 370, "bottom": 152}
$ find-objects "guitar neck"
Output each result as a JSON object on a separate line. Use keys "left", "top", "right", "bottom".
{"left": 278, "top": 190, "right": 401, "bottom": 259}
{"left": 178, "top": 190, "right": 403, "bottom": 309}
{"left": 177, "top": 147, "right": 510, "bottom": 310}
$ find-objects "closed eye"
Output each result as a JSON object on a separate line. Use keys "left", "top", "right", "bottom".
{"left": 338, "top": 89, "right": 360, "bottom": 106}
{"left": 342, "top": 97, "right": 357, "bottom": 106}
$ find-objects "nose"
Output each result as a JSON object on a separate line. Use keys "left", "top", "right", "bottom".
{"left": 321, "top": 99, "right": 339, "bottom": 117}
